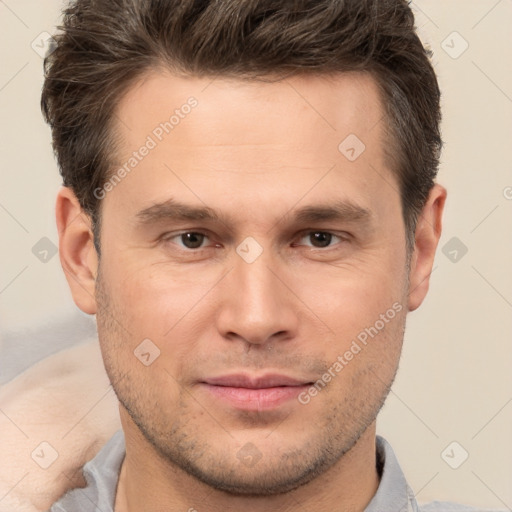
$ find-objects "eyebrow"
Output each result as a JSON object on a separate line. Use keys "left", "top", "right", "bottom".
{"left": 289, "top": 202, "right": 372, "bottom": 225}
{"left": 135, "top": 199, "right": 224, "bottom": 225}
{"left": 134, "top": 198, "right": 373, "bottom": 229}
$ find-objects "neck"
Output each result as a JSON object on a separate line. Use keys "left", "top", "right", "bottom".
{"left": 115, "top": 411, "right": 380, "bottom": 512}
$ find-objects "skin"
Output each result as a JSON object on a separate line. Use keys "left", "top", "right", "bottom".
{"left": 56, "top": 70, "right": 445, "bottom": 512}
{"left": 0, "top": 341, "right": 120, "bottom": 512}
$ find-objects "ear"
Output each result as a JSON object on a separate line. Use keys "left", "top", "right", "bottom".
{"left": 55, "top": 187, "right": 98, "bottom": 314}
{"left": 408, "top": 184, "right": 447, "bottom": 312}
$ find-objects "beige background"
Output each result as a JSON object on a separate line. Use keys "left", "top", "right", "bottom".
{"left": 0, "top": 0, "right": 511, "bottom": 508}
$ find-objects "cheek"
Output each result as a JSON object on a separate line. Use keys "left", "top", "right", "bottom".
{"left": 295, "top": 255, "right": 407, "bottom": 343}
{"left": 106, "top": 260, "right": 219, "bottom": 348}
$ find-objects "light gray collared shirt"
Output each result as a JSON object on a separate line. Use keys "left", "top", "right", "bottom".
{"left": 49, "top": 432, "right": 503, "bottom": 512}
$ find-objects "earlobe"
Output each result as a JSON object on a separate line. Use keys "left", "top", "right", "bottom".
{"left": 55, "top": 187, "right": 98, "bottom": 315}
{"left": 408, "top": 184, "right": 447, "bottom": 312}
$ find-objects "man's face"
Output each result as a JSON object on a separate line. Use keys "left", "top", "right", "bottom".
{"left": 95, "top": 71, "right": 410, "bottom": 494}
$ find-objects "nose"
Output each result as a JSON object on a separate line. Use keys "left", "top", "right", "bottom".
{"left": 215, "top": 248, "right": 299, "bottom": 347}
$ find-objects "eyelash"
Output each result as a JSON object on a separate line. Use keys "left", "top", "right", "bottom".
{"left": 161, "top": 230, "right": 349, "bottom": 251}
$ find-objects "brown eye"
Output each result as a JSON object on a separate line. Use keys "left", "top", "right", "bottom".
{"left": 180, "top": 232, "right": 206, "bottom": 249}
{"left": 309, "top": 232, "right": 333, "bottom": 248}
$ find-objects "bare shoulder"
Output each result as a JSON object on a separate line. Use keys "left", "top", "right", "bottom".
{"left": 0, "top": 340, "right": 120, "bottom": 512}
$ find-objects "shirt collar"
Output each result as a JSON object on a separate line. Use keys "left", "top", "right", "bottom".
{"left": 365, "top": 435, "right": 419, "bottom": 512}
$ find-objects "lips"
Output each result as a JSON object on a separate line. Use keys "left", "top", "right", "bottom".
{"left": 200, "top": 373, "right": 313, "bottom": 411}
{"left": 203, "top": 373, "right": 310, "bottom": 389}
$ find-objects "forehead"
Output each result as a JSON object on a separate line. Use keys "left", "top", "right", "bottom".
{"left": 113, "top": 69, "right": 385, "bottom": 157}
{"left": 105, "top": 69, "right": 396, "bottom": 226}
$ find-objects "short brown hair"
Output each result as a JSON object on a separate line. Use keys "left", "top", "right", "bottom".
{"left": 41, "top": 0, "right": 442, "bottom": 254}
